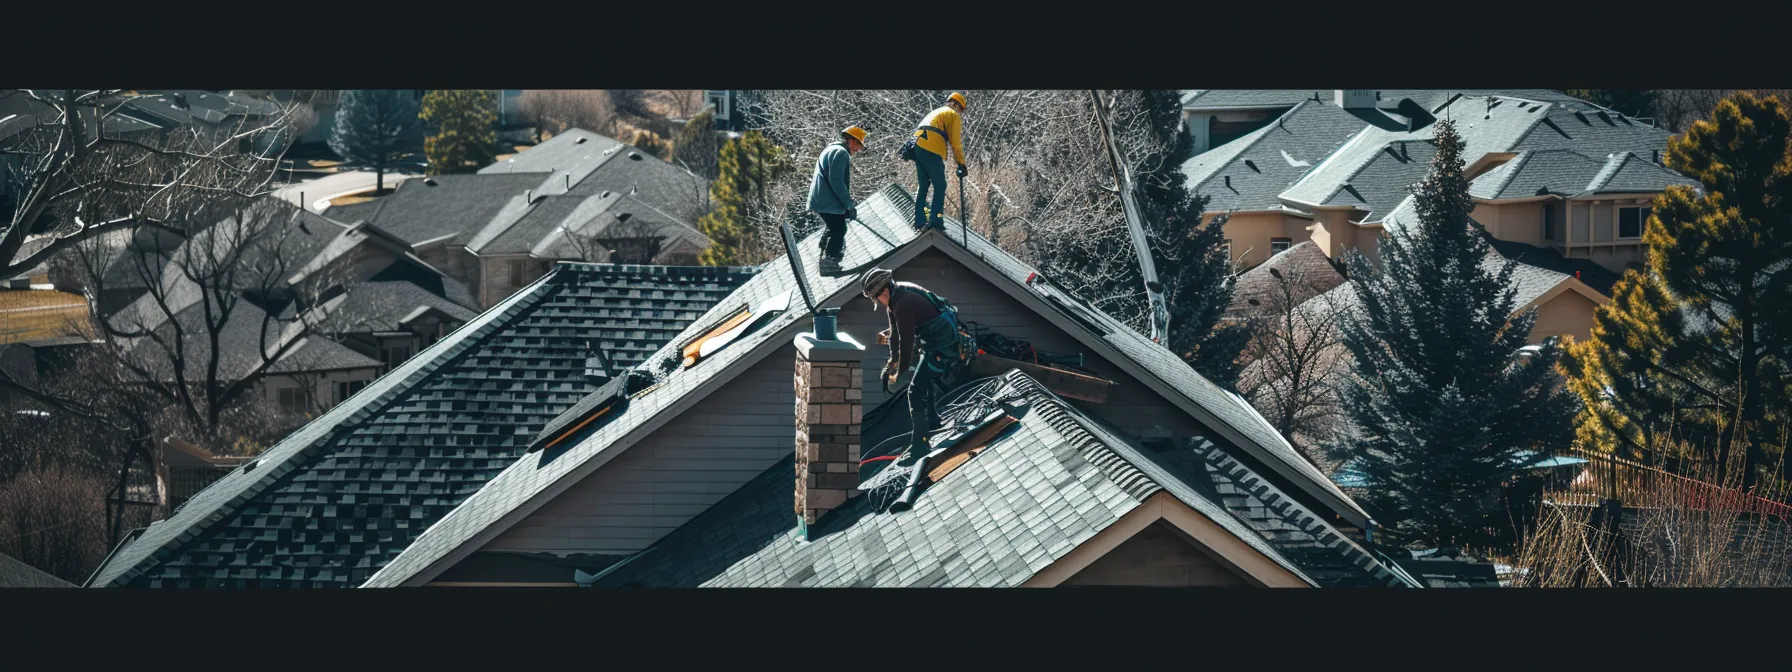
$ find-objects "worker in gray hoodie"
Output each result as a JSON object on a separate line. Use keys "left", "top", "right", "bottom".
{"left": 807, "top": 125, "right": 868, "bottom": 274}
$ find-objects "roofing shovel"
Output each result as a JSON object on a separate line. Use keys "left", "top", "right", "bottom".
{"left": 957, "top": 171, "right": 969, "bottom": 249}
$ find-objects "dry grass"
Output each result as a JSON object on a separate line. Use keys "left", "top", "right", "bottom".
{"left": 0, "top": 291, "right": 93, "bottom": 344}
{"left": 1514, "top": 435, "right": 1792, "bottom": 587}
{"left": 325, "top": 187, "right": 396, "bottom": 208}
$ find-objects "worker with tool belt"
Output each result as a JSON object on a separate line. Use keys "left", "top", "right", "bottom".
{"left": 861, "top": 267, "right": 973, "bottom": 466}
{"left": 903, "top": 92, "right": 968, "bottom": 230}
{"left": 807, "top": 125, "right": 867, "bottom": 274}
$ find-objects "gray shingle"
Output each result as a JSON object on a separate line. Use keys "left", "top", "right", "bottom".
{"left": 88, "top": 263, "right": 754, "bottom": 588}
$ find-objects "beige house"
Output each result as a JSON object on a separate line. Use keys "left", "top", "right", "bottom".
{"left": 326, "top": 129, "right": 713, "bottom": 310}
{"left": 1182, "top": 90, "right": 1693, "bottom": 276}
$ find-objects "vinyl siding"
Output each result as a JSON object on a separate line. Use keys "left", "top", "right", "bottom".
{"left": 481, "top": 345, "right": 798, "bottom": 555}
{"left": 1063, "top": 521, "right": 1248, "bottom": 587}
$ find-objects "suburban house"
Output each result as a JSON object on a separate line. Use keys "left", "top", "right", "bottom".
{"left": 106, "top": 200, "right": 481, "bottom": 419}
{"left": 325, "top": 128, "right": 713, "bottom": 310}
{"left": 87, "top": 186, "right": 1421, "bottom": 589}
{"left": 1182, "top": 90, "right": 1696, "bottom": 274}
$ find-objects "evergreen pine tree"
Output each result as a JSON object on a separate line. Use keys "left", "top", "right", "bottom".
{"left": 420, "top": 90, "right": 497, "bottom": 175}
{"left": 329, "top": 90, "right": 423, "bottom": 192}
{"left": 1328, "top": 119, "right": 1577, "bottom": 551}
{"left": 1562, "top": 92, "right": 1792, "bottom": 487}
{"left": 1066, "top": 90, "right": 1247, "bottom": 387}
{"left": 697, "top": 131, "right": 787, "bottom": 266}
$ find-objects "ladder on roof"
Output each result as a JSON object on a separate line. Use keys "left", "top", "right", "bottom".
{"left": 1089, "top": 90, "right": 1168, "bottom": 345}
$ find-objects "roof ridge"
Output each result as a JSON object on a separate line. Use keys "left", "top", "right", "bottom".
{"left": 1489, "top": 150, "right": 1532, "bottom": 199}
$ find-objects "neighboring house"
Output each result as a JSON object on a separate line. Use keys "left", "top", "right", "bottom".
{"left": 107, "top": 200, "right": 482, "bottom": 419}
{"left": 85, "top": 187, "right": 1421, "bottom": 589}
{"left": 0, "top": 552, "right": 75, "bottom": 587}
{"left": 1225, "top": 240, "right": 1346, "bottom": 316}
{"left": 86, "top": 263, "right": 757, "bottom": 587}
{"left": 1183, "top": 90, "right": 1693, "bottom": 274}
{"left": 327, "top": 129, "right": 713, "bottom": 310}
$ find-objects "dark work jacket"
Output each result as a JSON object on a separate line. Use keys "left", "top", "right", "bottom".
{"left": 884, "top": 282, "right": 944, "bottom": 373}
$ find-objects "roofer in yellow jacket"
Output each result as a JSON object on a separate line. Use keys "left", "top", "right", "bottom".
{"left": 907, "top": 92, "right": 968, "bottom": 230}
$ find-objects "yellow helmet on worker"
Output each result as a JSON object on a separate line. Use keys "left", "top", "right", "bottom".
{"left": 947, "top": 92, "right": 967, "bottom": 110}
{"left": 842, "top": 125, "right": 869, "bottom": 146}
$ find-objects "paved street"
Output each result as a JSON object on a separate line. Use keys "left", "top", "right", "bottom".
{"left": 272, "top": 170, "right": 420, "bottom": 212}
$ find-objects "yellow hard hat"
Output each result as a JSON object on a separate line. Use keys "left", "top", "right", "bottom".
{"left": 842, "top": 125, "right": 869, "bottom": 145}
{"left": 948, "top": 92, "right": 967, "bottom": 109}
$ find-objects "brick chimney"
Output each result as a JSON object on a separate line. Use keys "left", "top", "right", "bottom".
{"left": 793, "top": 331, "right": 866, "bottom": 541}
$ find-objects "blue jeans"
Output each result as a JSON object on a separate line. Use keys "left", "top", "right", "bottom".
{"left": 913, "top": 147, "right": 946, "bottom": 229}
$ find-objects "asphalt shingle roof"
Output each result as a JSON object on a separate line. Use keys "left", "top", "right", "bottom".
{"left": 1183, "top": 100, "right": 1381, "bottom": 213}
{"left": 366, "top": 183, "right": 1376, "bottom": 587}
{"left": 1468, "top": 149, "right": 1607, "bottom": 200}
{"left": 88, "top": 263, "right": 756, "bottom": 588}
{"left": 592, "top": 371, "right": 1411, "bottom": 588}
{"left": 1227, "top": 241, "right": 1345, "bottom": 313}
{"left": 356, "top": 173, "right": 548, "bottom": 246}
{"left": 0, "top": 552, "right": 75, "bottom": 587}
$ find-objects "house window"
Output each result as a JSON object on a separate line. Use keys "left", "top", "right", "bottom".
{"left": 1618, "top": 206, "right": 1649, "bottom": 239}
{"left": 335, "top": 379, "right": 368, "bottom": 405}
{"left": 381, "top": 343, "right": 414, "bottom": 370}
{"left": 1222, "top": 239, "right": 1232, "bottom": 259}
{"left": 1270, "top": 237, "right": 1292, "bottom": 254}
{"left": 277, "top": 387, "right": 309, "bottom": 414}
{"left": 1543, "top": 204, "right": 1555, "bottom": 240}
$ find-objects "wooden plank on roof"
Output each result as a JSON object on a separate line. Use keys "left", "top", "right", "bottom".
{"left": 682, "top": 308, "right": 752, "bottom": 367}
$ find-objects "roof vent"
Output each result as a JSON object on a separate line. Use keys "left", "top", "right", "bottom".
{"left": 1224, "top": 175, "right": 1232, "bottom": 189}
{"left": 1243, "top": 159, "right": 1259, "bottom": 173}
{"left": 575, "top": 137, "right": 587, "bottom": 144}
{"left": 565, "top": 173, "right": 572, "bottom": 190}
{"left": 600, "top": 190, "right": 612, "bottom": 198}
{"left": 628, "top": 152, "right": 643, "bottom": 160}
{"left": 423, "top": 178, "right": 438, "bottom": 186}
{"left": 1574, "top": 111, "right": 1589, "bottom": 124}
{"left": 1653, "top": 149, "right": 1660, "bottom": 163}
{"left": 1400, "top": 142, "right": 1408, "bottom": 160}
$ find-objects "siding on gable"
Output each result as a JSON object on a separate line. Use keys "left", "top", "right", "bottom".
{"left": 841, "top": 248, "right": 1207, "bottom": 439}
{"left": 1063, "top": 521, "right": 1248, "bottom": 587}
{"left": 482, "top": 344, "right": 798, "bottom": 556}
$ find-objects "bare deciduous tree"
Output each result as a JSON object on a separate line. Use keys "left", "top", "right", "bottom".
{"left": 83, "top": 197, "right": 349, "bottom": 440}
{"left": 1, "top": 89, "right": 302, "bottom": 282}
{"left": 745, "top": 90, "right": 1182, "bottom": 332}
{"left": 0, "top": 468, "right": 115, "bottom": 585}
{"left": 1237, "top": 267, "right": 1351, "bottom": 463}
{"left": 517, "top": 90, "right": 619, "bottom": 140}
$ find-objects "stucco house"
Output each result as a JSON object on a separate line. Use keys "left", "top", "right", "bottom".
{"left": 326, "top": 129, "right": 713, "bottom": 310}
{"left": 1183, "top": 89, "right": 1695, "bottom": 275}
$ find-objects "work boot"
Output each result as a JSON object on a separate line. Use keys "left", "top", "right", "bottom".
{"left": 819, "top": 256, "right": 842, "bottom": 274}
